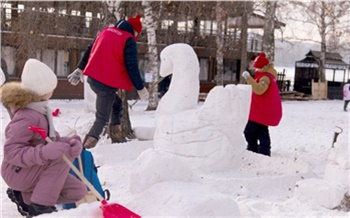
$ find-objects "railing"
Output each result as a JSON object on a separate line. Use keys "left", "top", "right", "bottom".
{"left": 1, "top": 5, "right": 264, "bottom": 52}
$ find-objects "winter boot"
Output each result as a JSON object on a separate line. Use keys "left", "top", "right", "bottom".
{"left": 26, "top": 203, "right": 57, "bottom": 217}
{"left": 107, "top": 125, "right": 127, "bottom": 143}
{"left": 83, "top": 135, "right": 98, "bottom": 149}
{"left": 7, "top": 188, "right": 29, "bottom": 216}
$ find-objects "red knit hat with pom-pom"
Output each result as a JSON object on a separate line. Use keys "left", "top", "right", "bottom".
{"left": 127, "top": 14, "right": 142, "bottom": 34}
{"left": 253, "top": 53, "right": 270, "bottom": 69}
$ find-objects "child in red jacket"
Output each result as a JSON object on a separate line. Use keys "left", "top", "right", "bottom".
{"left": 242, "top": 53, "right": 283, "bottom": 156}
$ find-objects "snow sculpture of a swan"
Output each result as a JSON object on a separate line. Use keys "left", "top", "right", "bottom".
{"left": 153, "top": 43, "right": 252, "bottom": 172}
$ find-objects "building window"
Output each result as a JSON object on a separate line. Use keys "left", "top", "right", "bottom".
{"left": 42, "top": 50, "right": 55, "bottom": 74}
{"left": 57, "top": 50, "right": 69, "bottom": 77}
{"left": 1, "top": 46, "right": 16, "bottom": 76}
{"left": 223, "top": 59, "right": 237, "bottom": 82}
{"left": 138, "top": 57, "right": 150, "bottom": 82}
{"left": 85, "top": 11, "right": 92, "bottom": 28}
{"left": 199, "top": 58, "right": 209, "bottom": 81}
{"left": 326, "top": 69, "right": 345, "bottom": 82}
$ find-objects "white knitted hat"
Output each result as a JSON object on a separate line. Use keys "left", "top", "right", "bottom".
{"left": 21, "top": 59, "right": 57, "bottom": 96}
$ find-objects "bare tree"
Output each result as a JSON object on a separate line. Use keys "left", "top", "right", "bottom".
{"left": 1, "top": 2, "right": 104, "bottom": 76}
{"left": 215, "top": 1, "right": 224, "bottom": 86}
{"left": 142, "top": 0, "right": 160, "bottom": 111}
{"left": 105, "top": 0, "right": 122, "bottom": 21}
{"left": 105, "top": 1, "right": 137, "bottom": 140}
{"left": 288, "top": 1, "right": 350, "bottom": 82}
{"left": 239, "top": 1, "right": 250, "bottom": 84}
{"left": 262, "top": 1, "right": 277, "bottom": 62}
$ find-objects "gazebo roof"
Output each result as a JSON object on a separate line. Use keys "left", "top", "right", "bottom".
{"left": 295, "top": 50, "right": 348, "bottom": 70}
{"left": 227, "top": 13, "right": 286, "bottom": 29}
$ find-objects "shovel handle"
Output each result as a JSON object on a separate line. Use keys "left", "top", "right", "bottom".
{"left": 60, "top": 152, "right": 104, "bottom": 201}
{"left": 148, "top": 76, "right": 166, "bottom": 92}
{"left": 129, "top": 76, "right": 167, "bottom": 109}
{"left": 28, "top": 126, "right": 104, "bottom": 201}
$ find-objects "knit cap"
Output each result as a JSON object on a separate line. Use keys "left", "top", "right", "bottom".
{"left": 127, "top": 14, "right": 142, "bottom": 34}
{"left": 21, "top": 59, "right": 57, "bottom": 96}
{"left": 253, "top": 53, "right": 270, "bottom": 69}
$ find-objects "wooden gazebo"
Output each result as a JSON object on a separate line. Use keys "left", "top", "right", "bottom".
{"left": 294, "top": 50, "right": 349, "bottom": 99}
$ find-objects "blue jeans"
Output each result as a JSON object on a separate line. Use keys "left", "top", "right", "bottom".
{"left": 244, "top": 120, "right": 271, "bottom": 156}
{"left": 87, "top": 85, "right": 122, "bottom": 140}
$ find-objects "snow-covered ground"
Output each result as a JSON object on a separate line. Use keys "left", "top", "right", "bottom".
{"left": 1, "top": 42, "right": 349, "bottom": 218}
{"left": 1, "top": 98, "right": 349, "bottom": 217}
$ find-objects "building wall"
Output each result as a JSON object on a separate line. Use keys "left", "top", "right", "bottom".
{"left": 1, "top": 2, "right": 264, "bottom": 99}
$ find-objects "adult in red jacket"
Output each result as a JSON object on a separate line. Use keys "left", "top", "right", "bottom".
{"left": 68, "top": 14, "right": 149, "bottom": 149}
{"left": 242, "top": 53, "right": 282, "bottom": 156}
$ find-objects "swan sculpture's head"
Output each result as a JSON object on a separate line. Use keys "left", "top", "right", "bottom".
{"left": 157, "top": 43, "right": 200, "bottom": 115}
{"left": 159, "top": 43, "right": 199, "bottom": 78}
{"left": 159, "top": 49, "right": 173, "bottom": 77}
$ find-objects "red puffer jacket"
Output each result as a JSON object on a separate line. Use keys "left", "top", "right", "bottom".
{"left": 83, "top": 26, "right": 134, "bottom": 91}
{"left": 249, "top": 72, "right": 282, "bottom": 126}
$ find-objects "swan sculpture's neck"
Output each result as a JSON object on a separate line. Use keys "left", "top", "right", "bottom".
{"left": 157, "top": 43, "right": 200, "bottom": 116}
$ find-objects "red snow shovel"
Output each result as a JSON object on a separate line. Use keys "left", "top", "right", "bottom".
{"left": 28, "top": 126, "right": 141, "bottom": 218}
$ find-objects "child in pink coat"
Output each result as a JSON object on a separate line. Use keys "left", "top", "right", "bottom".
{"left": 0, "top": 59, "right": 87, "bottom": 217}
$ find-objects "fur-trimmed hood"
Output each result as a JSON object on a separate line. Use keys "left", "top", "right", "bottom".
{"left": 0, "top": 82, "right": 40, "bottom": 108}
{"left": 259, "top": 63, "right": 277, "bottom": 79}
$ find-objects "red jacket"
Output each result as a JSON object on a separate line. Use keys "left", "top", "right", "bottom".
{"left": 249, "top": 72, "right": 282, "bottom": 126}
{"left": 83, "top": 26, "right": 134, "bottom": 91}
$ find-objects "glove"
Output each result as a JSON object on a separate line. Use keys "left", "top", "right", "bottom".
{"left": 55, "top": 135, "right": 82, "bottom": 160}
{"left": 242, "top": 71, "right": 251, "bottom": 80}
{"left": 67, "top": 68, "right": 84, "bottom": 85}
{"left": 57, "top": 135, "right": 81, "bottom": 144}
{"left": 137, "top": 87, "right": 149, "bottom": 100}
{"left": 68, "top": 138, "right": 83, "bottom": 159}
{"left": 42, "top": 141, "right": 71, "bottom": 161}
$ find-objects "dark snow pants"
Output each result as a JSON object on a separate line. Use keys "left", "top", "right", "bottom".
{"left": 88, "top": 84, "right": 123, "bottom": 140}
{"left": 344, "top": 100, "right": 349, "bottom": 111}
{"left": 244, "top": 120, "right": 271, "bottom": 156}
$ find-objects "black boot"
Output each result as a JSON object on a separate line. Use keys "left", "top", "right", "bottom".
{"left": 6, "top": 188, "right": 29, "bottom": 216}
{"left": 26, "top": 203, "right": 57, "bottom": 217}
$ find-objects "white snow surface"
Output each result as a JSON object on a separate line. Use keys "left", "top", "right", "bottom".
{"left": 1, "top": 99, "right": 349, "bottom": 217}
{"left": 1, "top": 43, "right": 349, "bottom": 217}
{"left": 0, "top": 68, "right": 5, "bottom": 86}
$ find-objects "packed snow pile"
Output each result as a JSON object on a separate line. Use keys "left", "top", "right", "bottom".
{"left": 295, "top": 140, "right": 350, "bottom": 209}
{"left": 128, "top": 43, "right": 311, "bottom": 216}
{"left": 129, "top": 44, "right": 247, "bottom": 215}
{"left": 2, "top": 43, "right": 349, "bottom": 217}
{"left": 0, "top": 68, "right": 5, "bottom": 86}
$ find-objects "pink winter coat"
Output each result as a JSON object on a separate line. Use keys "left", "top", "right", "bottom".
{"left": 0, "top": 82, "right": 87, "bottom": 206}
{"left": 344, "top": 83, "right": 350, "bottom": 101}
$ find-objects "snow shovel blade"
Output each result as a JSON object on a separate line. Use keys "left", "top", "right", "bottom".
{"left": 100, "top": 200, "right": 141, "bottom": 218}
{"left": 28, "top": 125, "right": 141, "bottom": 218}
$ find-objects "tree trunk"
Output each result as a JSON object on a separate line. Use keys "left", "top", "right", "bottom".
{"left": 215, "top": 1, "right": 224, "bottom": 86}
{"left": 319, "top": 2, "right": 326, "bottom": 83}
{"left": 239, "top": 5, "right": 248, "bottom": 84}
{"left": 105, "top": 0, "right": 122, "bottom": 21}
{"left": 103, "top": 1, "right": 136, "bottom": 141}
{"left": 142, "top": 0, "right": 159, "bottom": 111}
{"left": 120, "top": 90, "right": 136, "bottom": 139}
{"left": 262, "top": 1, "right": 277, "bottom": 62}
